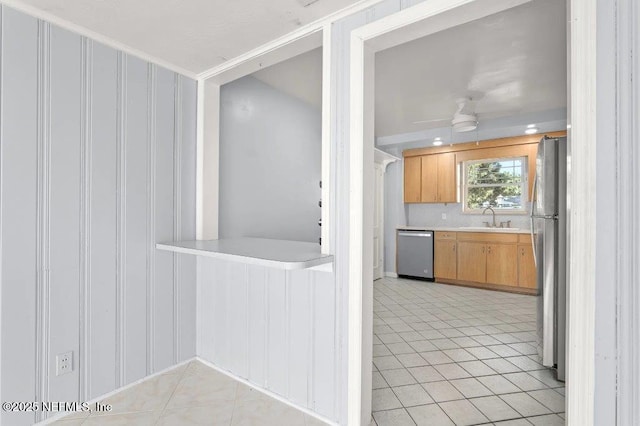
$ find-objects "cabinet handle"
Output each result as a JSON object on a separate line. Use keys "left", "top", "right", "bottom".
{"left": 482, "top": 247, "right": 485, "bottom": 253}
{"left": 453, "top": 245, "right": 456, "bottom": 252}
{"left": 488, "top": 246, "right": 491, "bottom": 254}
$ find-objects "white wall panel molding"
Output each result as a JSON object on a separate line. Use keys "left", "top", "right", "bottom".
{"left": 615, "top": 0, "right": 640, "bottom": 423}
{"left": 115, "top": 51, "right": 127, "bottom": 389}
{"left": 79, "top": 36, "right": 93, "bottom": 402}
{"left": 1, "top": 8, "right": 198, "bottom": 424}
{"left": 197, "top": 258, "right": 337, "bottom": 421}
{"left": 0, "top": 1, "right": 196, "bottom": 79}
{"left": 173, "top": 74, "right": 183, "bottom": 364}
{"left": 146, "top": 63, "right": 157, "bottom": 375}
{"left": 0, "top": 5, "right": 3, "bottom": 412}
{"left": 35, "top": 19, "right": 51, "bottom": 422}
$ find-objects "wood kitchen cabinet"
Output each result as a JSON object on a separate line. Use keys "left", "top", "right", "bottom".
{"left": 457, "top": 241, "right": 487, "bottom": 283}
{"left": 435, "top": 152, "right": 456, "bottom": 202}
{"left": 404, "top": 156, "right": 422, "bottom": 203}
{"left": 432, "top": 231, "right": 535, "bottom": 294}
{"left": 434, "top": 232, "right": 457, "bottom": 280}
{"left": 404, "top": 153, "right": 456, "bottom": 203}
{"left": 420, "top": 155, "right": 438, "bottom": 202}
{"left": 486, "top": 243, "right": 518, "bottom": 286}
{"left": 517, "top": 237, "right": 537, "bottom": 289}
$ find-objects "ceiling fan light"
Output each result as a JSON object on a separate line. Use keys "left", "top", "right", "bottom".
{"left": 451, "top": 113, "right": 478, "bottom": 132}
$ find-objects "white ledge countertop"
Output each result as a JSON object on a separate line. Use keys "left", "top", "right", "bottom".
{"left": 397, "top": 225, "right": 529, "bottom": 234}
{"left": 156, "top": 238, "right": 334, "bottom": 271}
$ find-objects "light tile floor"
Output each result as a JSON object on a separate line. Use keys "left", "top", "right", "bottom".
{"left": 52, "top": 360, "right": 325, "bottom": 425}
{"left": 372, "top": 277, "right": 565, "bottom": 426}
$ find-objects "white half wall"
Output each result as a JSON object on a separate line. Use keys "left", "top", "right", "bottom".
{"left": 0, "top": 5, "right": 197, "bottom": 424}
{"left": 197, "top": 258, "right": 338, "bottom": 421}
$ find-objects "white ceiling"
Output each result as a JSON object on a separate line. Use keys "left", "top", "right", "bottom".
{"left": 374, "top": 0, "right": 567, "bottom": 137}
{"left": 252, "top": 48, "right": 323, "bottom": 109}
{"left": 5, "top": 0, "right": 362, "bottom": 75}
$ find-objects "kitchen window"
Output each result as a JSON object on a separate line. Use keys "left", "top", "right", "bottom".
{"left": 462, "top": 156, "right": 527, "bottom": 213}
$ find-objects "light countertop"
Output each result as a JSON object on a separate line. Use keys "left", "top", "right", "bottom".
{"left": 156, "top": 238, "right": 333, "bottom": 270}
{"left": 397, "top": 225, "right": 529, "bottom": 234}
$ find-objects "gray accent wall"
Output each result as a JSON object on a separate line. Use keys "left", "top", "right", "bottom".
{"left": 219, "top": 76, "right": 321, "bottom": 243}
{"left": 0, "top": 6, "right": 197, "bottom": 424}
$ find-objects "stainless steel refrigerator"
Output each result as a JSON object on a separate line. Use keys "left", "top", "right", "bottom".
{"left": 530, "top": 135, "right": 567, "bottom": 382}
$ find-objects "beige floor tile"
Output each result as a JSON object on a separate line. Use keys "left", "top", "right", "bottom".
{"left": 231, "top": 398, "right": 306, "bottom": 426}
{"left": 304, "top": 414, "right": 330, "bottom": 425}
{"left": 500, "top": 392, "right": 552, "bottom": 417}
{"left": 372, "top": 388, "right": 403, "bottom": 411}
{"left": 421, "top": 381, "right": 465, "bottom": 403}
{"left": 165, "top": 368, "right": 238, "bottom": 410}
{"left": 406, "top": 404, "right": 454, "bottom": 426}
{"left": 83, "top": 410, "right": 162, "bottom": 425}
{"left": 373, "top": 408, "right": 416, "bottom": 426}
{"left": 470, "top": 395, "right": 521, "bottom": 422}
{"left": 157, "top": 404, "right": 233, "bottom": 425}
{"left": 392, "top": 384, "right": 434, "bottom": 407}
{"left": 92, "top": 372, "right": 181, "bottom": 416}
{"left": 439, "top": 399, "right": 489, "bottom": 426}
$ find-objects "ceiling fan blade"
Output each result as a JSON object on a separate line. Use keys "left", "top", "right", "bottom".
{"left": 411, "top": 117, "right": 450, "bottom": 125}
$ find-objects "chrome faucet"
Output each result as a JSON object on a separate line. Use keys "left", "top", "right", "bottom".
{"left": 482, "top": 206, "right": 497, "bottom": 228}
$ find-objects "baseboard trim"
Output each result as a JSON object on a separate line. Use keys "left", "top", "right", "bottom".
{"left": 384, "top": 272, "right": 398, "bottom": 278}
{"left": 195, "top": 356, "right": 337, "bottom": 425}
{"left": 37, "top": 358, "right": 195, "bottom": 425}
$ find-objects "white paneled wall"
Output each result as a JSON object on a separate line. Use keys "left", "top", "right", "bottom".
{"left": 0, "top": 5, "right": 197, "bottom": 425}
{"left": 198, "top": 258, "right": 338, "bottom": 420}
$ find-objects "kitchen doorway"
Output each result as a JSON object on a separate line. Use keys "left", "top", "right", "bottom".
{"left": 347, "top": 0, "right": 596, "bottom": 424}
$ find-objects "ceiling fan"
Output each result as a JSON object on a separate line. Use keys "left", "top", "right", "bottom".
{"left": 412, "top": 97, "right": 479, "bottom": 132}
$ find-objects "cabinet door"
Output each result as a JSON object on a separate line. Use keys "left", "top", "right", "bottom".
{"left": 404, "top": 156, "right": 422, "bottom": 203}
{"left": 486, "top": 243, "right": 518, "bottom": 286}
{"left": 457, "top": 242, "right": 486, "bottom": 283}
{"left": 420, "top": 155, "right": 438, "bottom": 203}
{"left": 435, "top": 240, "right": 457, "bottom": 280}
{"left": 517, "top": 244, "right": 537, "bottom": 289}
{"left": 437, "top": 152, "right": 457, "bottom": 202}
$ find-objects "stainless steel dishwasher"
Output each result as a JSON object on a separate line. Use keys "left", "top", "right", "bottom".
{"left": 397, "top": 229, "right": 434, "bottom": 280}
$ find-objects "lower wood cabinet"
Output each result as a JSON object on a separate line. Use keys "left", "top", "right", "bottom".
{"left": 486, "top": 243, "right": 518, "bottom": 286}
{"left": 434, "top": 231, "right": 537, "bottom": 294}
{"left": 456, "top": 241, "right": 487, "bottom": 283}
{"left": 434, "top": 239, "right": 457, "bottom": 280}
{"left": 517, "top": 243, "right": 537, "bottom": 289}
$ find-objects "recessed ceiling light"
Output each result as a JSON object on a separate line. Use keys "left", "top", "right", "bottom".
{"left": 526, "top": 124, "right": 537, "bottom": 128}
{"left": 433, "top": 137, "right": 443, "bottom": 146}
{"left": 525, "top": 127, "right": 539, "bottom": 135}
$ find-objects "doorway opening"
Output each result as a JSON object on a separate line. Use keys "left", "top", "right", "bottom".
{"left": 345, "top": 0, "right": 590, "bottom": 424}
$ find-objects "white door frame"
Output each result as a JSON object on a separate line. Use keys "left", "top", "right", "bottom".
{"left": 348, "top": 1, "right": 597, "bottom": 425}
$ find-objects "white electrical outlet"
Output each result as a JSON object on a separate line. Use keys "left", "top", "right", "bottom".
{"left": 56, "top": 351, "right": 73, "bottom": 376}
{"left": 441, "top": 213, "right": 447, "bottom": 220}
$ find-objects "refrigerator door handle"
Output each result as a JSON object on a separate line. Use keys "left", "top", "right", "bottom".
{"left": 530, "top": 172, "right": 538, "bottom": 266}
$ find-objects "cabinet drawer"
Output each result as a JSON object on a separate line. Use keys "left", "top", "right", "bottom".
{"left": 456, "top": 232, "right": 518, "bottom": 243}
{"left": 518, "top": 233, "right": 533, "bottom": 243}
{"left": 435, "top": 231, "right": 457, "bottom": 240}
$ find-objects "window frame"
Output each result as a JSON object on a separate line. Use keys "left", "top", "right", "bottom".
{"left": 461, "top": 155, "right": 528, "bottom": 214}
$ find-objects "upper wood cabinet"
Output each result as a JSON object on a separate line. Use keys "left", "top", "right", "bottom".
{"left": 420, "top": 155, "right": 438, "bottom": 202}
{"left": 436, "top": 152, "right": 457, "bottom": 203}
{"left": 404, "top": 156, "right": 422, "bottom": 203}
{"left": 404, "top": 152, "right": 456, "bottom": 203}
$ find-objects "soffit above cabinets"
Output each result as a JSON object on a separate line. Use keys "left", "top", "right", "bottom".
{"left": 5, "top": 0, "right": 362, "bottom": 75}
{"left": 374, "top": 0, "right": 567, "bottom": 138}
